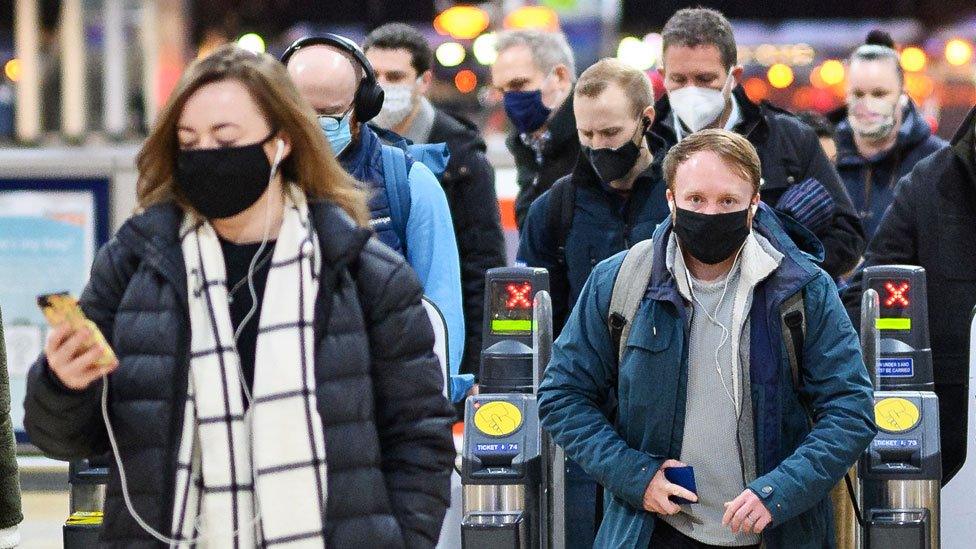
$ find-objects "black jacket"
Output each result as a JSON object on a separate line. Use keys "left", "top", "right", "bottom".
{"left": 843, "top": 105, "right": 976, "bottom": 483}
{"left": 24, "top": 200, "right": 455, "bottom": 547}
{"left": 505, "top": 93, "right": 580, "bottom": 229}
{"left": 517, "top": 135, "right": 671, "bottom": 334}
{"left": 653, "top": 87, "right": 866, "bottom": 277}
{"left": 428, "top": 109, "right": 507, "bottom": 377}
{"left": 834, "top": 100, "right": 948, "bottom": 238}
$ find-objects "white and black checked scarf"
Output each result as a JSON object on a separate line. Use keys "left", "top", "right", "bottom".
{"left": 171, "top": 187, "right": 328, "bottom": 547}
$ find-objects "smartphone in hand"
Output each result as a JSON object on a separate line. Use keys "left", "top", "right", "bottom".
{"left": 664, "top": 465, "right": 698, "bottom": 505}
{"left": 37, "top": 292, "right": 116, "bottom": 366}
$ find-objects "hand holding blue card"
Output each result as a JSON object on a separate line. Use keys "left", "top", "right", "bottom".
{"left": 664, "top": 465, "right": 698, "bottom": 505}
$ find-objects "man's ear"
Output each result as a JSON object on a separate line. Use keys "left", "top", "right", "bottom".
{"left": 642, "top": 105, "right": 656, "bottom": 128}
{"left": 666, "top": 188, "right": 675, "bottom": 215}
{"left": 731, "top": 65, "right": 745, "bottom": 86}
{"left": 418, "top": 70, "right": 433, "bottom": 95}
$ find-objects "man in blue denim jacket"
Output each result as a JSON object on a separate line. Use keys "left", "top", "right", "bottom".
{"left": 538, "top": 129, "right": 876, "bottom": 548}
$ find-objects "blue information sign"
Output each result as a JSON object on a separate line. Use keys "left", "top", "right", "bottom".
{"left": 879, "top": 357, "right": 914, "bottom": 378}
{"left": 474, "top": 442, "right": 520, "bottom": 454}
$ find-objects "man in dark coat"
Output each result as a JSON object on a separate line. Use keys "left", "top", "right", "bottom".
{"left": 843, "top": 105, "right": 976, "bottom": 485}
{"left": 24, "top": 200, "right": 456, "bottom": 547}
{"left": 491, "top": 29, "right": 579, "bottom": 228}
{"left": 364, "top": 23, "right": 507, "bottom": 381}
{"left": 653, "top": 8, "right": 865, "bottom": 278}
{"left": 517, "top": 58, "right": 673, "bottom": 548}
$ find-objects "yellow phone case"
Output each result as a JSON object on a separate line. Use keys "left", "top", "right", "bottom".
{"left": 37, "top": 292, "right": 117, "bottom": 367}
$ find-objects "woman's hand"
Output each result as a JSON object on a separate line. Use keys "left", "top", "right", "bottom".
{"left": 44, "top": 324, "right": 118, "bottom": 391}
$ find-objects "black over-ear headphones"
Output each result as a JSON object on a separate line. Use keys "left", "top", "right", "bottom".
{"left": 280, "top": 33, "right": 385, "bottom": 123}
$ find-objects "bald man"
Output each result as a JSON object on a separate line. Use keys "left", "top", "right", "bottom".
{"left": 284, "top": 38, "right": 472, "bottom": 401}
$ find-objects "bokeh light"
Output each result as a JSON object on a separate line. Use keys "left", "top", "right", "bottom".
{"left": 455, "top": 69, "right": 478, "bottom": 94}
{"left": 767, "top": 63, "right": 795, "bottom": 88}
{"left": 435, "top": 42, "right": 466, "bottom": 68}
{"left": 820, "top": 60, "right": 845, "bottom": 86}
{"left": 236, "top": 33, "right": 265, "bottom": 54}
{"left": 473, "top": 33, "right": 498, "bottom": 65}
{"left": 434, "top": 6, "right": 490, "bottom": 40}
{"left": 900, "top": 47, "right": 927, "bottom": 73}
{"left": 945, "top": 39, "right": 973, "bottom": 67}
{"left": 4, "top": 59, "right": 21, "bottom": 82}
{"left": 617, "top": 37, "right": 655, "bottom": 71}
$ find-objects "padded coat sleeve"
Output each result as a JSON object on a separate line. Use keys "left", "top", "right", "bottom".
{"left": 359, "top": 245, "right": 456, "bottom": 548}
{"left": 23, "top": 238, "right": 136, "bottom": 461}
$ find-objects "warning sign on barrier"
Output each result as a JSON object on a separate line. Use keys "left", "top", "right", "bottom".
{"left": 878, "top": 357, "right": 914, "bottom": 377}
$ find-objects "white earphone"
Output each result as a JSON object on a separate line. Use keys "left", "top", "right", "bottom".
{"left": 272, "top": 138, "right": 285, "bottom": 169}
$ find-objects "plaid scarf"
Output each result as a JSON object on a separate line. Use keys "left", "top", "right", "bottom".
{"left": 171, "top": 187, "right": 328, "bottom": 547}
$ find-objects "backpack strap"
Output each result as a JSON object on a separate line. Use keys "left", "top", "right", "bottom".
{"left": 607, "top": 239, "right": 656, "bottom": 364}
{"left": 380, "top": 145, "right": 413, "bottom": 254}
{"left": 544, "top": 177, "right": 576, "bottom": 268}
{"left": 780, "top": 291, "right": 806, "bottom": 394}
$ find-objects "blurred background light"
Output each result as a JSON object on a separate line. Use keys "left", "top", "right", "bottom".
{"left": 236, "top": 33, "right": 265, "bottom": 54}
{"left": 436, "top": 41, "right": 466, "bottom": 68}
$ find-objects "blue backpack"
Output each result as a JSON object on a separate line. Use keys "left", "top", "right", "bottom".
{"left": 374, "top": 125, "right": 451, "bottom": 255}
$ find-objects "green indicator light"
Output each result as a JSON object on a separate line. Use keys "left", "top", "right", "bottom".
{"left": 876, "top": 318, "right": 911, "bottom": 330}
{"left": 492, "top": 319, "right": 533, "bottom": 333}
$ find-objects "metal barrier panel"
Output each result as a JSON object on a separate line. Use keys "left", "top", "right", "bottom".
{"left": 940, "top": 305, "right": 976, "bottom": 546}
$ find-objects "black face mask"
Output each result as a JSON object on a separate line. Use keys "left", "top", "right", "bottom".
{"left": 673, "top": 205, "right": 752, "bottom": 265}
{"left": 584, "top": 120, "right": 646, "bottom": 185}
{"left": 175, "top": 133, "right": 276, "bottom": 219}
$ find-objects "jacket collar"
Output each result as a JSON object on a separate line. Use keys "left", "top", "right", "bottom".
{"left": 666, "top": 231, "right": 782, "bottom": 304}
{"left": 114, "top": 197, "right": 372, "bottom": 305}
{"left": 339, "top": 123, "right": 384, "bottom": 184}
{"left": 647, "top": 203, "right": 819, "bottom": 312}
{"left": 835, "top": 99, "right": 934, "bottom": 167}
{"left": 950, "top": 105, "right": 976, "bottom": 191}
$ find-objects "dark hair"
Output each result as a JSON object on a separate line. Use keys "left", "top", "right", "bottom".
{"left": 662, "top": 8, "right": 737, "bottom": 69}
{"left": 796, "top": 110, "right": 835, "bottom": 139}
{"left": 363, "top": 22, "right": 432, "bottom": 76}
{"left": 865, "top": 29, "right": 896, "bottom": 49}
{"left": 663, "top": 129, "right": 761, "bottom": 194}
{"left": 849, "top": 29, "right": 904, "bottom": 85}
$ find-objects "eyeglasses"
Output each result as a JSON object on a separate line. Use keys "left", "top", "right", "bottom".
{"left": 317, "top": 107, "right": 353, "bottom": 132}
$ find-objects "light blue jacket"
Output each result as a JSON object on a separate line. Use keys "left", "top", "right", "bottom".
{"left": 340, "top": 125, "right": 470, "bottom": 400}
{"left": 404, "top": 161, "right": 470, "bottom": 399}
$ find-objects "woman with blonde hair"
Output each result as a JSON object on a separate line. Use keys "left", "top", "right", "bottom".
{"left": 25, "top": 45, "right": 454, "bottom": 548}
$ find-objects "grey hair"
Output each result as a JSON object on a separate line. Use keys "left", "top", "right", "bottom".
{"left": 495, "top": 29, "right": 577, "bottom": 81}
{"left": 849, "top": 44, "right": 904, "bottom": 85}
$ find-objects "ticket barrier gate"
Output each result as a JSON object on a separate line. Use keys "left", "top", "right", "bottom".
{"left": 63, "top": 457, "right": 107, "bottom": 547}
{"left": 460, "top": 267, "right": 564, "bottom": 549}
{"left": 859, "top": 266, "right": 941, "bottom": 549}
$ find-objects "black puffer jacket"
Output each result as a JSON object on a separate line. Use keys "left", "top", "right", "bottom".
{"left": 429, "top": 109, "right": 506, "bottom": 377}
{"left": 653, "top": 86, "right": 866, "bottom": 277}
{"left": 24, "top": 199, "right": 455, "bottom": 548}
{"left": 843, "top": 105, "right": 976, "bottom": 484}
{"left": 505, "top": 93, "right": 580, "bottom": 229}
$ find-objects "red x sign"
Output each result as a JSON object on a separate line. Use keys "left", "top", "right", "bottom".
{"left": 505, "top": 282, "right": 533, "bottom": 310}
{"left": 883, "top": 281, "right": 910, "bottom": 308}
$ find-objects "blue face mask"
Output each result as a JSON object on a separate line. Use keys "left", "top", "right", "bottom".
{"left": 319, "top": 111, "right": 353, "bottom": 156}
{"left": 503, "top": 89, "right": 552, "bottom": 134}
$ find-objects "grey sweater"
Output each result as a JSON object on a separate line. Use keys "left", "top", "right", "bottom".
{"left": 662, "top": 233, "right": 782, "bottom": 545}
